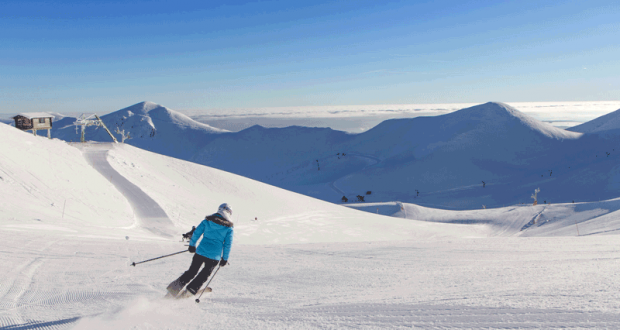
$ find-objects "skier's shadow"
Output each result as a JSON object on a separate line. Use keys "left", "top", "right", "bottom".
{"left": 2, "top": 316, "right": 80, "bottom": 330}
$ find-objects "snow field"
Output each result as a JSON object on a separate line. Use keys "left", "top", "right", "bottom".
{"left": 1, "top": 231, "right": 619, "bottom": 329}
{"left": 349, "top": 200, "right": 620, "bottom": 237}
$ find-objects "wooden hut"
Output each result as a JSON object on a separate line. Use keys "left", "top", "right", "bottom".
{"left": 12, "top": 112, "right": 55, "bottom": 138}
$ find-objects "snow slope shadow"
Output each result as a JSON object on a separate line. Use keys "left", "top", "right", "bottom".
{"left": 77, "top": 143, "right": 174, "bottom": 237}
{"left": 2, "top": 316, "right": 80, "bottom": 330}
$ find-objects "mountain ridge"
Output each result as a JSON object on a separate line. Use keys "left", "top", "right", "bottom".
{"left": 568, "top": 107, "right": 620, "bottom": 135}
{"left": 53, "top": 101, "right": 229, "bottom": 159}
{"left": 47, "top": 101, "right": 620, "bottom": 209}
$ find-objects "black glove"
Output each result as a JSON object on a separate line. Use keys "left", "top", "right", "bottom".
{"left": 219, "top": 259, "right": 227, "bottom": 267}
{"left": 188, "top": 246, "right": 196, "bottom": 253}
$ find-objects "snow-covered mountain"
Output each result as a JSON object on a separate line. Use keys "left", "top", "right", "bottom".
{"left": 347, "top": 102, "right": 580, "bottom": 160}
{"left": 332, "top": 102, "right": 594, "bottom": 207}
{"left": 48, "top": 101, "right": 620, "bottom": 210}
{"left": 191, "top": 125, "right": 355, "bottom": 186}
{"left": 53, "top": 101, "right": 228, "bottom": 160}
{"left": 194, "top": 102, "right": 620, "bottom": 209}
{"left": 568, "top": 107, "right": 620, "bottom": 135}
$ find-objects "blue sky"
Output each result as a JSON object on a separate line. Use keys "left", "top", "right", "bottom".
{"left": 1, "top": 0, "right": 619, "bottom": 114}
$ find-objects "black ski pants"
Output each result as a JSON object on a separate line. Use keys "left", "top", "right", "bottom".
{"left": 177, "top": 253, "right": 219, "bottom": 294}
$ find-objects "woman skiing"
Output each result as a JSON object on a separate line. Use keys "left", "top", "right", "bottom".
{"left": 167, "top": 203, "right": 234, "bottom": 297}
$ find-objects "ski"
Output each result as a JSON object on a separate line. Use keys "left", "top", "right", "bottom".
{"left": 176, "top": 287, "right": 212, "bottom": 299}
{"left": 164, "top": 291, "right": 176, "bottom": 299}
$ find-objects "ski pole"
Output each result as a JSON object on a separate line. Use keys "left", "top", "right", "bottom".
{"left": 130, "top": 250, "right": 188, "bottom": 267}
{"left": 196, "top": 265, "right": 221, "bottom": 303}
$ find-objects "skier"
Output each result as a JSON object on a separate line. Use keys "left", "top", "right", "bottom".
{"left": 166, "top": 203, "right": 234, "bottom": 298}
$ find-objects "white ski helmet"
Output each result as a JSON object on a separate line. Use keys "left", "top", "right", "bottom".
{"left": 217, "top": 203, "right": 233, "bottom": 221}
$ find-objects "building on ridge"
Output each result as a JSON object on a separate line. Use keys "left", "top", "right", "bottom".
{"left": 12, "top": 113, "right": 55, "bottom": 138}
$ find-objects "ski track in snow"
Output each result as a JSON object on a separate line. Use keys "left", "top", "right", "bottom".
{"left": 0, "top": 236, "right": 141, "bottom": 330}
{"left": 78, "top": 143, "right": 174, "bottom": 238}
{"left": 0, "top": 258, "right": 44, "bottom": 326}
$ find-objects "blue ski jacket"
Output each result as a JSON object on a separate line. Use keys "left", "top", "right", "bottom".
{"left": 189, "top": 213, "right": 234, "bottom": 261}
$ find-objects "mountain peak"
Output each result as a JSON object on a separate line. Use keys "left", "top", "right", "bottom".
{"left": 122, "top": 101, "right": 164, "bottom": 114}
{"left": 451, "top": 102, "right": 581, "bottom": 140}
{"left": 455, "top": 102, "right": 521, "bottom": 118}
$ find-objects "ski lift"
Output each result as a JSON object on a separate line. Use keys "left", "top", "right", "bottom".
{"left": 74, "top": 114, "right": 118, "bottom": 143}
